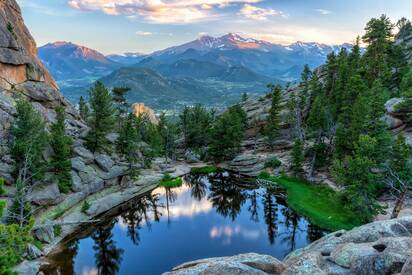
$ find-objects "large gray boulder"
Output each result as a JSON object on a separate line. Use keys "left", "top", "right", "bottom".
{"left": 95, "top": 153, "right": 115, "bottom": 172}
{"left": 164, "top": 253, "right": 285, "bottom": 275}
{"left": 29, "top": 183, "right": 61, "bottom": 206}
{"left": 73, "top": 146, "right": 94, "bottom": 164}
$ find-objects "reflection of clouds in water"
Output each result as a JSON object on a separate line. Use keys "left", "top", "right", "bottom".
{"left": 117, "top": 217, "right": 128, "bottom": 231}
{"left": 82, "top": 266, "right": 98, "bottom": 275}
{"left": 210, "top": 225, "right": 261, "bottom": 244}
{"left": 156, "top": 185, "right": 213, "bottom": 219}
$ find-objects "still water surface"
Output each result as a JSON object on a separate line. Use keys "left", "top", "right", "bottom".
{"left": 41, "top": 172, "right": 325, "bottom": 275}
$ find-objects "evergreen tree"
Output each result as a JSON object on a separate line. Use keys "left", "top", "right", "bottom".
{"left": 242, "top": 92, "right": 248, "bottom": 102}
{"left": 362, "top": 15, "right": 394, "bottom": 86}
{"left": 10, "top": 99, "right": 48, "bottom": 182}
{"left": 264, "top": 84, "right": 282, "bottom": 145}
{"left": 79, "top": 96, "right": 89, "bottom": 120}
{"left": 112, "top": 87, "right": 130, "bottom": 127}
{"left": 85, "top": 81, "right": 115, "bottom": 153}
{"left": 333, "top": 135, "right": 385, "bottom": 223}
{"left": 50, "top": 107, "right": 73, "bottom": 193}
{"left": 158, "top": 113, "right": 177, "bottom": 164}
{"left": 116, "top": 113, "right": 140, "bottom": 178}
{"left": 395, "top": 17, "right": 412, "bottom": 40}
{"left": 179, "top": 104, "right": 213, "bottom": 150}
{"left": 291, "top": 139, "right": 304, "bottom": 177}
{"left": 209, "top": 105, "right": 247, "bottom": 161}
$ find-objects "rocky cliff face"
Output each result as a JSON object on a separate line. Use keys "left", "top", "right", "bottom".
{"left": 0, "top": 0, "right": 128, "bottom": 214}
{"left": 166, "top": 216, "right": 412, "bottom": 275}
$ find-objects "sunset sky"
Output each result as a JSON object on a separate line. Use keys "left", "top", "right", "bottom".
{"left": 17, "top": 0, "right": 412, "bottom": 54}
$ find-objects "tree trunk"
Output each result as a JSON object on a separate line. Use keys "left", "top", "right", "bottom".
{"left": 391, "top": 188, "right": 408, "bottom": 219}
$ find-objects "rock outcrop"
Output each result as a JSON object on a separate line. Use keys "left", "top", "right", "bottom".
{"left": 166, "top": 216, "right": 412, "bottom": 275}
{"left": 132, "top": 102, "right": 158, "bottom": 124}
{"left": 0, "top": 0, "right": 128, "bottom": 221}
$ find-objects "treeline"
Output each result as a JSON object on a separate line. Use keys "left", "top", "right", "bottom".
{"left": 280, "top": 16, "right": 412, "bottom": 223}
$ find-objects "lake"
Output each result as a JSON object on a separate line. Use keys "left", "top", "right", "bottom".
{"left": 40, "top": 172, "right": 325, "bottom": 275}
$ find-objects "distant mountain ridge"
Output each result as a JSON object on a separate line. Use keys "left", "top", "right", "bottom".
{"left": 38, "top": 34, "right": 356, "bottom": 109}
{"left": 38, "top": 42, "right": 120, "bottom": 83}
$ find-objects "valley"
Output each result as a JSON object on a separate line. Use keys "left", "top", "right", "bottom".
{"left": 0, "top": 1, "right": 411, "bottom": 275}
{"left": 38, "top": 34, "right": 353, "bottom": 110}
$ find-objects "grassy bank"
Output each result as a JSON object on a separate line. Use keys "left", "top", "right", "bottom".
{"left": 159, "top": 174, "right": 183, "bottom": 188}
{"left": 267, "top": 176, "right": 361, "bottom": 231}
{"left": 190, "top": 165, "right": 223, "bottom": 175}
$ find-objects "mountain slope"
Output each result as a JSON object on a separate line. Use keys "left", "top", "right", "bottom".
{"left": 38, "top": 42, "right": 120, "bottom": 82}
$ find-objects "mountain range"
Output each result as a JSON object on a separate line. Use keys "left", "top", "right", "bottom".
{"left": 38, "top": 34, "right": 354, "bottom": 109}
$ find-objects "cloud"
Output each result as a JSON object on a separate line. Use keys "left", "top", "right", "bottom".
{"left": 240, "top": 4, "right": 285, "bottom": 21}
{"left": 136, "top": 30, "right": 153, "bottom": 36}
{"left": 315, "top": 9, "right": 332, "bottom": 15}
{"left": 68, "top": 0, "right": 262, "bottom": 24}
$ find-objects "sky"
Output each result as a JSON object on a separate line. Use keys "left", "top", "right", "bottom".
{"left": 17, "top": 0, "right": 412, "bottom": 55}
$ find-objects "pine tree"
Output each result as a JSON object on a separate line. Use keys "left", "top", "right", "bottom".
{"left": 79, "top": 96, "right": 89, "bottom": 120}
{"left": 112, "top": 87, "right": 130, "bottom": 126}
{"left": 179, "top": 104, "right": 213, "bottom": 150}
{"left": 9, "top": 100, "right": 48, "bottom": 226}
{"left": 291, "top": 139, "right": 304, "bottom": 177}
{"left": 85, "top": 81, "right": 115, "bottom": 153}
{"left": 362, "top": 15, "right": 394, "bottom": 86}
{"left": 242, "top": 92, "right": 248, "bottom": 102}
{"left": 264, "top": 84, "right": 282, "bottom": 145}
{"left": 10, "top": 99, "right": 48, "bottom": 182}
{"left": 158, "top": 113, "right": 177, "bottom": 164}
{"left": 333, "top": 135, "right": 385, "bottom": 223}
{"left": 50, "top": 107, "right": 73, "bottom": 193}
{"left": 209, "top": 105, "right": 247, "bottom": 161}
{"left": 117, "top": 113, "right": 140, "bottom": 178}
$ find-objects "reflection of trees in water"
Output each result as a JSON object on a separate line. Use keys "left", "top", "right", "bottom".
{"left": 280, "top": 207, "right": 302, "bottom": 254}
{"left": 208, "top": 173, "right": 247, "bottom": 221}
{"left": 120, "top": 194, "right": 162, "bottom": 245}
{"left": 307, "top": 224, "right": 324, "bottom": 243}
{"left": 40, "top": 240, "right": 79, "bottom": 274}
{"left": 185, "top": 175, "right": 208, "bottom": 201}
{"left": 262, "top": 189, "right": 278, "bottom": 244}
{"left": 92, "top": 221, "right": 124, "bottom": 275}
{"left": 248, "top": 190, "right": 260, "bottom": 223}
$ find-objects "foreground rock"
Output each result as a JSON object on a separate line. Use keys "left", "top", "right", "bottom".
{"left": 166, "top": 216, "right": 412, "bottom": 275}
{"left": 165, "top": 253, "right": 285, "bottom": 275}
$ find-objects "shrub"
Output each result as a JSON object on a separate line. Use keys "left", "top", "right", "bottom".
{"left": 53, "top": 225, "right": 62, "bottom": 237}
{"left": 264, "top": 158, "right": 282, "bottom": 169}
{"left": 258, "top": 171, "right": 271, "bottom": 180}
{"left": 81, "top": 201, "right": 90, "bottom": 214}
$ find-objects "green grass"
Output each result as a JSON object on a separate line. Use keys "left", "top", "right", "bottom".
{"left": 268, "top": 176, "right": 361, "bottom": 231}
{"left": 159, "top": 174, "right": 183, "bottom": 188}
{"left": 190, "top": 165, "right": 223, "bottom": 175}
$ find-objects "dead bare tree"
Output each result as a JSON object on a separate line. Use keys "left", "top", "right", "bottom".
{"left": 385, "top": 166, "right": 410, "bottom": 219}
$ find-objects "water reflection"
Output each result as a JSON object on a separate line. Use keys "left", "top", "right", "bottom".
{"left": 41, "top": 171, "right": 326, "bottom": 275}
{"left": 92, "top": 222, "right": 124, "bottom": 275}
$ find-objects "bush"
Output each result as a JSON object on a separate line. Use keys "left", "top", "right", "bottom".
{"left": 81, "top": 201, "right": 90, "bottom": 214}
{"left": 53, "top": 225, "right": 62, "bottom": 237}
{"left": 159, "top": 174, "right": 183, "bottom": 188}
{"left": 258, "top": 171, "right": 271, "bottom": 180}
{"left": 264, "top": 158, "right": 282, "bottom": 169}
